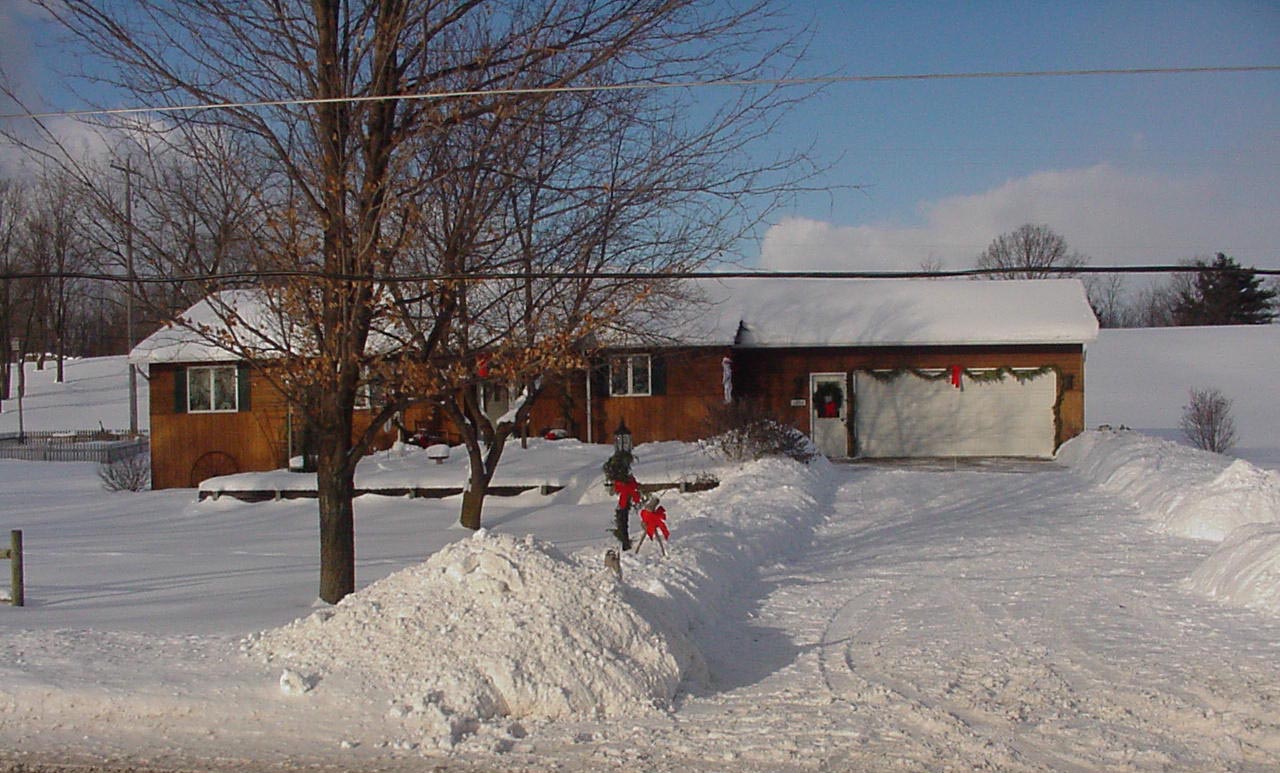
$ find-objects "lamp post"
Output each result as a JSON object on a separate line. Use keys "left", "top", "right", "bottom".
{"left": 111, "top": 161, "right": 138, "bottom": 436}
{"left": 613, "top": 418, "right": 632, "bottom": 454}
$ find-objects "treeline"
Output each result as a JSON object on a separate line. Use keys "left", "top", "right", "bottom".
{"left": 974, "top": 224, "right": 1278, "bottom": 328}
{"left": 0, "top": 141, "right": 258, "bottom": 392}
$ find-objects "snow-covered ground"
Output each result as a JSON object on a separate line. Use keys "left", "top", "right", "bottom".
{"left": 0, "top": 356, "right": 147, "bottom": 435}
{"left": 2, "top": 326, "right": 1280, "bottom": 771}
{"left": 1085, "top": 324, "right": 1280, "bottom": 470}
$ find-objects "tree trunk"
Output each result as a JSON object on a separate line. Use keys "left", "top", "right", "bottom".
{"left": 459, "top": 439, "right": 500, "bottom": 530}
{"left": 315, "top": 432, "right": 356, "bottom": 603}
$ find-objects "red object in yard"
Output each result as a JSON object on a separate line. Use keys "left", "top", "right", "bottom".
{"left": 640, "top": 505, "right": 669, "bottom": 540}
{"left": 951, "top": 365, "right": 962, "bottom": 388}
{"left": 613, "top": 477, "right": 641, "bottom": 510}
{"left": 477, "top": 356, "right": 490, "bottom": 378}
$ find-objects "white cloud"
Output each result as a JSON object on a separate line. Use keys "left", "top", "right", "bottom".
{"left": 759, "top": 164, "right": 1280, "bottom": 272}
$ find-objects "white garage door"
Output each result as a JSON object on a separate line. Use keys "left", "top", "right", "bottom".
{"left": 853, "top": 370, "right": 1057, "bottom": 458}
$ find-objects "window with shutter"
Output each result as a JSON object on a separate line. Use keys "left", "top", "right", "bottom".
{"left": 608, "top": 354, "right": 652, "bottom": 396}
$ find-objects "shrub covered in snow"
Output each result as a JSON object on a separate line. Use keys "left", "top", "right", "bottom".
{"left": 700, "top": 400, "right": 815, "bottom": 464}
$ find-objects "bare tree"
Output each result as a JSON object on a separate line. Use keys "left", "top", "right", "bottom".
{"left": 1180, "top": 387, "right": 1237, "bottom": 454}
{"left": 1084, "top": 273, "right": 1135, "bottom": 328}
{"left": 21, "top": 1, "right": 810, "bottom": 602}
{"left": 0, "top": 178, "right": 25, "bottom": 399}
{"left": 976, "top": 223, "right": 1087, "bottom": 279}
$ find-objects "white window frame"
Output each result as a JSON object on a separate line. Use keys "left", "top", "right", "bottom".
{"left": 609, "top": 354, "right": 651, "bottom": 397}
{"left": 187, "top": 365, "right": 239, "bottom": 413}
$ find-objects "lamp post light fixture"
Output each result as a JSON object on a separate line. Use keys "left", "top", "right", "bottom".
{"left": 613, "top": 418, "right": 632, "bottom": 454}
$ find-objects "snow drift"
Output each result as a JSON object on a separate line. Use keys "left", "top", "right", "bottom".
{"left": 1187, "top": 523, "right": 1280, "bottom": 615}
{"left": 1057, "top": 430, "right": 1280, "bottom": 541}
{"left": 1058, "top": 430, "right": 1280, "bottom": 614}
{"left": 245, "top": 452, "right": 833, "bottom": 748}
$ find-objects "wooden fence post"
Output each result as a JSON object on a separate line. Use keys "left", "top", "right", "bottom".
{"left": 3, "top": 530, "right": 21, "bottom": 607}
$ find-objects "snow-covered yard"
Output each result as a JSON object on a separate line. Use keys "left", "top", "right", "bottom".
{"left": 3, "top": 429, "right": 1280, "bottom": 771}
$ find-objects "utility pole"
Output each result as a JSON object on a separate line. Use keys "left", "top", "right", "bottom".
{"left": 111, "top": 161, "right": 138, "bottom": 436}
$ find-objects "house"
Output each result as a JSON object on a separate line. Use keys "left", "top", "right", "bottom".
{"left": 576, "top": 277, "right": 1099, "bottom": 459}
{"left": 128, "top": 290, "right": 441, "bottom": 489}
{"left": 131, "top": 278, "right": 1098, "bottom": 488}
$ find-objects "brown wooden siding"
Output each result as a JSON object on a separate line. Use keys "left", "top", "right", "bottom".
{"left": 148, "top": 363, "right": 435, "bottom": 489}
{"left": 148, "top": 343, "right": 1086, "bottom": 488}
{"left": 582, "top": 344, "right": 1085, "bottom": 450}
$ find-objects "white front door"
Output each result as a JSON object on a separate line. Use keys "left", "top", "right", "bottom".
{"left": 810, "top": 373, "right": 849, "bottom": 459}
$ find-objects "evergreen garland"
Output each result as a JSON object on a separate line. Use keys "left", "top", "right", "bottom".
{"left": 861, "top": 365, "right": 1056, "bottom": 385}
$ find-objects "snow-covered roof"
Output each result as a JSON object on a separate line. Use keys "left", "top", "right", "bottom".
{"left": 129, "top": 289, "right": 281, "bottom": 365}
{"left": 134, "top": 278, "right": 1099, "bottom": 365}
{"left": 668, "top": 277, "right": 1099, "bottom": 347}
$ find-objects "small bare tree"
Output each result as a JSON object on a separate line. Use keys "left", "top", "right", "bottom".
{"left": 976, "top": 223, "right": 1087, "bottom": 279}
{"left": 1180, "top": 387, "right": 1237, "bottom": 454}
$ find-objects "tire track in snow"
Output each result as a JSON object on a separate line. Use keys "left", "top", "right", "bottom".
{"left": 812, "top": 465, "right": 1280, "bottom": 772}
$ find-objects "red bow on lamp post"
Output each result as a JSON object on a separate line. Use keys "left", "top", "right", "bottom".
{"left": 613, "top": 477, "right": 641, "bottom": 510}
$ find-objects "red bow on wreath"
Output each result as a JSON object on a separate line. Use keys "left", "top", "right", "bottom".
{"left": 640, "top": 505, "right": 669, "bottom": 540}
{"left": 613, "top": 477, "right": 641, "bottom": 510}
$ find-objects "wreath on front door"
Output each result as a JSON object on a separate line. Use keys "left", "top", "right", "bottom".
{"left": 812, "top": 381, "right": 843, "bottom": 415}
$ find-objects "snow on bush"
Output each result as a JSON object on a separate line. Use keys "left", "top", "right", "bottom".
{"left": 1059, "top": 429, "right": 1280, "bottom": 615}
{"left": 1187, "top": 523, "right": 1280, "bottom": 615}
{"left": 246, "top": 530, "right": 697, "bottom": 746}
{"left": 1057, "top": 430, "right": 1280, "bottom": 541}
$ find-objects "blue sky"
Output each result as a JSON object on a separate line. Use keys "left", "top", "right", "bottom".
{"left": 3, "top": 1, "right": 1278, "bottom": 271}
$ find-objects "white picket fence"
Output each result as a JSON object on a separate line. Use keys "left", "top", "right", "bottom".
{"left": 0, "top": 431, "right": 148, "bottom": 464}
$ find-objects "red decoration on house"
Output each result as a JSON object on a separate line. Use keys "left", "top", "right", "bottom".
{"left": 951, "top": 365, "right": 962, "bottom": 388}
{"left": 613, "top": 477, "right": 641, "bottom": 510}
{"left": 640, "top": 505, "right": 669, "bottom": 540}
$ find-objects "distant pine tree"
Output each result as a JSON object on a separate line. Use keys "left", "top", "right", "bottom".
{"left": 1172, "top": 253, "right": 1277, "bottom": 325}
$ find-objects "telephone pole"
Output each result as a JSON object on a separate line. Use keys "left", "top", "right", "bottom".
{"left": 111, "top": 161, "right": 138, "bottom": 436}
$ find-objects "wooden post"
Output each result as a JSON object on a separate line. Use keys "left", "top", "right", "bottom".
{"left": 7, "top": 530, "right": 21, "bottom": 607}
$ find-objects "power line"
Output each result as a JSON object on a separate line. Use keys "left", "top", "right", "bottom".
{"left": 3, "top": 64, "right": 1278, "bottom": 122}
{"left": 2, "top": 264, "right": 1277, "bottom": 285}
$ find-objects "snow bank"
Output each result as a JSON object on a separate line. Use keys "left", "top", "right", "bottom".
{"left": 1056, "top": 430, "right": 1280, "bottom": 541}
{"left": 620, "top": 456, "right": 833, "bottom": 638}
{"left": 1186, "top": 524, "right": 1280, "bottom": 615}
{"left": 1059, "top": 430, "right": 1280, "bottom": 615}
{"left": 244, "top": 451, "right": 833, "bottom": 749}
{"left": 247, "top": 530, "right": 696, "bottom": 746}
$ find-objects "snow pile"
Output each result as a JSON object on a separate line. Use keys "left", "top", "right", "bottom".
{"left": 244, "top": 451, "right": 833, "bottom": 750}
{"left": 246, "top": 530, "right": 696, "bottom": 747}
{"left": 1187, "top": 523, "right": 1280, "bottom": 614}
{"left": 1057, "top": 430, "right": 1280, "bottom": 541}
{"left": 1059, "top": 430, "right": 1280, "bottom": 614}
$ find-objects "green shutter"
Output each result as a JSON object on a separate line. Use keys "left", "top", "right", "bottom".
{"left": 237, "top": 364, "right": 251, "bottom": 411}
{"left": 649, "top": 354, "right": 666, "bottom": 396}
{"left": 591, "top": 360, "right": 609, "bottom": 398}
{"left": 173, "top": 367, "right": 187, "bottom": 413}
